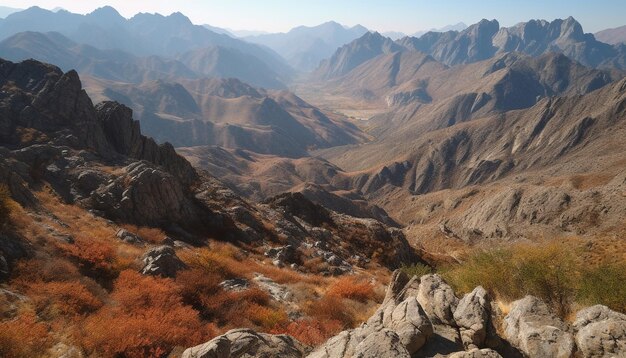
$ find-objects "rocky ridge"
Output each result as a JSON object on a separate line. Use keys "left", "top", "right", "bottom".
{"left": 0, "top": 57, "right": 417, "bottom": 277}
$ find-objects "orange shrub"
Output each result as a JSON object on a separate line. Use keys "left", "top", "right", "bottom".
{"left": 326, "top": 277, "right": 376, "bottom": 303}
{"left": 12, "top": 257, "right": 80, "bottom": 285}
{"left": 273, "top": 319, "right": 343, "bottom": 345}
{"left": 176, "top": 269, "right": 222, "bottom": 317}
{"left": 245, "top": 303, "right": 288, "bottom": 330}
{"left": 0, "top": 311, "right": 51, "bottom": 357}
{"left": 122, "top": 225, "right": 167, "bottom": 244}
{"left": 79, "top": 270, "right": 213, "bottom": 357}
{"left": 29, "top": 280, "right": 103, "bottom": 318}
{"left": 305, "top": 295, "right": 355, "bottom": 328}
{"left": 57, "top": 237, "right": 115, "bottom": 278}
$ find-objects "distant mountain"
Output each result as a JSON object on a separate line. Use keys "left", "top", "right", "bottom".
{"left": 177, "top": 46, "right": 288, "bottom": 89}
{"left": 0, "top": 31, "right": 289, "bottom": 89}
{"left": 0, "top": 6, "right": 293, "bottom": 78}
{"left": 399, "top": 19, "right": 500, "bottom": 66}
{"left": 595, "top": 25, "right": 626, "bottom": 45}
{"left": 401, "top": 17, "right": 626, "bottom": 69}
{"left": 316, "top": 17, "right": 626, "bottom": 80}
{"left": 381, "top": 31, "right": 406, "bottom": 40}
{"left": 228, "top": 29, "right": 269, "bottom": 37}
{"left": 0, "top": 6, "right": 21, "bottom": 18}
{"left": 412, "top": 22, "right": 468, "bottom": 37}
{"left": 313, "top": 32, "right": 403, "bottom": 79}
{"left": 202, "top": 24, "right": 234, "bottom": 36}
{"left": 245, "top": 21, "right": 368, "bottom": 71}
{"left": 0, "top": 31, "right": 198, "bottom": 83}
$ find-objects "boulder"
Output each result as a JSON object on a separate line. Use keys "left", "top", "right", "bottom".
{"left": 503, "top": 296, "right": 575, "bottom": 358}
{"left": 454, "top": 286, "right": 491, "bottom": 349}
{"left": 181, "top": 328, "right": 307, "bottom": 358}
{"left": 115, "top": 229, "right": 144, "bottom": 245}
{"left": 219, "top": 278, "right": 250, "bottom": 292}
{"left": 307, "top": 327, "right": 410, "bottom": 358}
{"left": 265, "top": 245, "right": 299, "bottom": 265}
{"left": 573, "top": 305, "right": 626, "bottom": 358}
{"left": 140, "top": 245, "right": 187, "bottom": 278}
{"left": 416, "top": 274, "right": 459, "bottom": 325}
{"left": 448, "top": 348, "right": 503, "bottom": 358}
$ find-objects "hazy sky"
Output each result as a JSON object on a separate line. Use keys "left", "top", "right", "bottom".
{"left": 2, "top": 0, "right": 625, "bottom": 34}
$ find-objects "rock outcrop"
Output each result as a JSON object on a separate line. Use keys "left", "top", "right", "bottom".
{"left": 140, "top": 245, "right": 187, "bottom": 278}
{"left": 91, "top": 161, "right": 201, "bottom": 226}
{"left": 503, "top": 296, "right": 575, "bottom": 358}
{"left": 181, "top": 328, "right": 307, "bottom": 358}
{"left": 573, "top": 305, "right": 626, "bottom": 358}
{"left": 308, "top": 271, "right": 461, "bottom": 357}
{"left": 454, "top": 286, "right": 491, "bottom": 349}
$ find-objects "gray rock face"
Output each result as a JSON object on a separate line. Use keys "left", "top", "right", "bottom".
{"left": 115, "top": 229, "right": 144, "bottom": 244}
{"left": 181, "top": 328, "right": 307, "bottom": 358}
{"left": 140, "top": 245, "right": 187, "bottom": 278}
{"left": 219, "top": 278, "right": 250, "bottom": 292}
{"left": 95, "top": 101, "right": 198, "bottom": 187}
{"left": 307, "top": 326, "right": 410, "bottom": 358}
{"left": 253, "top": 274, "right": 293, "bottom": 302}
{"left": 416, "top": 274, "right": 459, "bottom": 325}
{"left": 503, "top": 296, "right": 575, "bottom": 358}
{"left": 448, "top": 348, "right": 503, "bottom": 358}
{"left": 454, "top": 286, "right": 491, "bottom": 349}
{"left": 573, "top": 305, "right": 626, "bottom": 358}
{"left": 265, "top": 245, "right": 299, "bottom": 266}
{"left": 91, "top": 161, "right": 199, "bottom": 226}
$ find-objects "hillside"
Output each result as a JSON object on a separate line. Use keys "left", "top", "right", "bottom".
{"left": 0, "top": 57, "right": 422, "bottom": 356}
{"left": 83, "top": 76, "right": 367, "bottom": 157}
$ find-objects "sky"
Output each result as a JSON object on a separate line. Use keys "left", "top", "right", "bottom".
{"left": 2, "top": 0, "right": 625, "bottom": 34}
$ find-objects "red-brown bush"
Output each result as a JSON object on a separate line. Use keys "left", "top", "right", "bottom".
{"left": 0, "top": 311, "right": 51, "bottom": 357}
{"left": 79, "top": 270, "right": 213, "bottom": 357}
{"left": 29, "top": 280, "right": 103, "bottom": 318}
{"left": 273, "top": 319, "right": 343, "bottom": 345}
{"left": 326, "top": 277, "right": 376, "bottom": 303}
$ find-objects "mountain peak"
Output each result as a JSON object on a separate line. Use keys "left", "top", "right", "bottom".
{"left": 167, "top": 11, "right": 192, "bottom": 24}
{"left": 89, "top": 6, "right": 122, "bottom": 17}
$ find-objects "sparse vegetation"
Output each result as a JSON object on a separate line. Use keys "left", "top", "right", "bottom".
{"left": 442, "top": 241, "right": 626, "bottom": 317}
{"left": 577, "top": 262, "right": 626, "bottom": 312}
{"left": 400, "top": 262, "right": 433, "bottom": 278}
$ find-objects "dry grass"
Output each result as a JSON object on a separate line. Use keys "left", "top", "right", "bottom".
{"left": 326, "top": 276, "right": 377, "bottom": 303}
{"left": 442, "top": 239, "right": 626, "bottom": 316}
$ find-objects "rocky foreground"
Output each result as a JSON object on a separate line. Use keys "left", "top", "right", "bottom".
{"left": 182, "top": 271, "right": 626, "bottom": 358}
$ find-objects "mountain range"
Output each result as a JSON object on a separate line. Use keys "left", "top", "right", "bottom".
{"left": 0, "top": 6, "right": 292, "bottom": 78}
{"left": 245, "top": 21, "right": 369, "bottom": 71}
{"left": 315, "top": 17, "right": 626, "bottom": 82}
